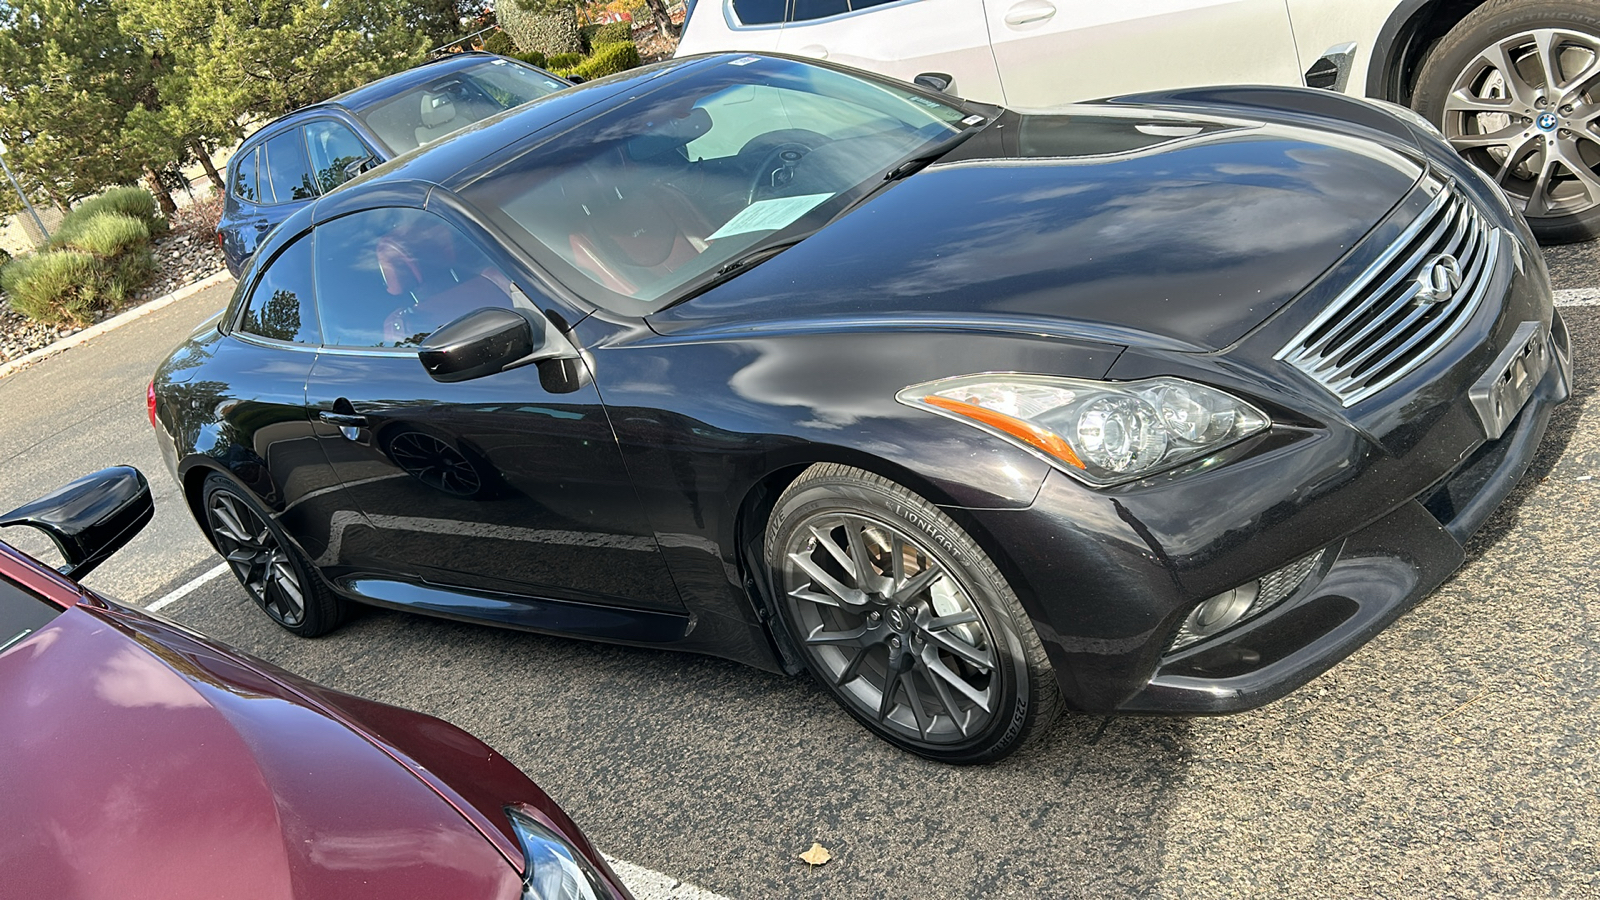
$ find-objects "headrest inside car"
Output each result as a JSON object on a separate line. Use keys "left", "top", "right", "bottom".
{"left": 420, "top": 93, "right": 456, "bottom": 128}
{"left": 626, "top": 108, "right": 713, "bottom": 161}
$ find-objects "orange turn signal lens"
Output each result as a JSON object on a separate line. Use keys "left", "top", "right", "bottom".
{"left": 922, "top": 395, "right": 1086, "bottom": 469}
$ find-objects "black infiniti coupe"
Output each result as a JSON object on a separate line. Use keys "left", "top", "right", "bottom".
{"left": 152, "top": 54, "right": 1570, "bottom": 763}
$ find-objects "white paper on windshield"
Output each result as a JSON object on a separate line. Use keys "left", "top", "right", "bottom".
{"left": 706, "top": 193, "right": 834, "bottom": 241}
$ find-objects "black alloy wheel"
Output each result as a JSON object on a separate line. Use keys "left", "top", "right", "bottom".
{"left": 766, "top": 464, "right": 1060, "bottom": 764}
{"left": 1415, "top": 0, "right": 1600, "bottom": 243}
{"left": 201, "top": 473, "right": 344, "bottom": 637}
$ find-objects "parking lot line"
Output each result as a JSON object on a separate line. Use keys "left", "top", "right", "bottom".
{"left": 144, "top": 562, "right": 230, "bottom": 612}
{"left": 1555, "top": 288, "right": 1600, "bottom": 306}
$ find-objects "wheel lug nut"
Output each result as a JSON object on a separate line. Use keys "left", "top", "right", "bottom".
{"left": 1537, "top": 97, "right": 1548, "bottom": 107}
{"left": 888, "top": 636, "right": 902, "bottom": 650}
{"left": 867, "top": 611, "right": 881, "bottom": 623}
{"left": 1561, "top": 105, "right": 1574, "bottom": 115}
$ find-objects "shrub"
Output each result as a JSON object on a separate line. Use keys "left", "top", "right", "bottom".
{"left": 172, "top": 190, "right": 226, "bottom": 240}
{"left": 512, "top": 49, "right": 549, "bottom": 68}
{"left": 499, "top": 6, "right": 584, "bottom": 56}
{"left": 51, "top": 186, "right": 167, "bottom": 248}
{"left": 557, "top": 41, "right": 642, "bottom": 81}
{"left": 106, "top": 247, "right": 156, "bottom": 306}
{"left": 482, "top": 29, "right": 515, "bottom": 56}
{"left": 1, "top": 250, "right": 102, "bottom": 324}
{"left": 59, "top": 213, "right": 150, "bottom": 259}
{"left": 546, "top": 51, "right": 584, "bottom": 70}
{"left": 591, "top": 21, "right": 632, "bottom": 46}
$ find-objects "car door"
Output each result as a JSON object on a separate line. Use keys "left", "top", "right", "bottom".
{"left": 984, "top": 0, "right": 1303, "bottom": 108}
{"left": 774, "top": 0, "right": 1006, "bottom": 103}
{"left": 200, "top": 233, "right": 343, "bottom": 560}
{"left": 220, "top": 146, "right": 273, "bottom": 271}
{"left": 302, "top": 202, "right": 683, "bottom": 613}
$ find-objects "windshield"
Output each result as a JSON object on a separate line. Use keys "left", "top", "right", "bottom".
{"left": 358, "top": 59, "right": 568, "bottom": 154}
{"left": 460, "top": 56, "right": 974, "bottom": 315}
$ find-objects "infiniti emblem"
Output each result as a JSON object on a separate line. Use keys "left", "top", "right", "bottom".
{"left": 1537, "top": 111, "right": 1559, "bottom": 132}
{"left": 1413, "top": 253, "right": 1464, "bottom": 305}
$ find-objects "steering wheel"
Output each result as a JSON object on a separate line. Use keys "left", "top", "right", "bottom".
{"left": 747, "top": 142, "right": 814, "bottom": 204}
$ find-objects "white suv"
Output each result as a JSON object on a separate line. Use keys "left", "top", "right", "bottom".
{"left": 677, "top": 0, "right": 1600, "bottom": 243}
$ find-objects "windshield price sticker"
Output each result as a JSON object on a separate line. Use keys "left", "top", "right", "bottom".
{"left": 729, "top": 56, "right": 761, "bottom": 66}
{"left": 707, "top": 193, "right": 834, "bottom": 241}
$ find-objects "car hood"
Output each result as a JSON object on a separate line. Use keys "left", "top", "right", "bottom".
{"left": 656, "top": 106, "right": 1425, "bottom": 352}
{"left": 0, "top": 605, "right": 522, "bottom": 900}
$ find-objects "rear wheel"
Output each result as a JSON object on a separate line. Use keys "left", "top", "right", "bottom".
{"left": 1414, "top": 0, "right": 1600, "bottom": 243}
{"left": 765, "top": 464, "right": 1060, "bottom": 764}
{"left": 201, "top": 473, "right": 345, "bottom": 637}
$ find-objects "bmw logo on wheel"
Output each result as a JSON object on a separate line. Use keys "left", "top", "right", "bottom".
{"left": 1538, "top": 111, "right": 1559, "bottom": 132}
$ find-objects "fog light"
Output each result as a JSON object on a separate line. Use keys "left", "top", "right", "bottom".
{"left": 1176, "top": 582, "right": 1258, "bottom": 645}
{"left": 1167, "top": 549, "right": 1327, "bottom": 654}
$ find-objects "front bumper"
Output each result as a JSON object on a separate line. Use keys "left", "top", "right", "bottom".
{"left": 963, "top": 291, "right": 1570, "bottom": 715}
{"left": 1123, "top": 313, "right": 1568, "bottom": 713}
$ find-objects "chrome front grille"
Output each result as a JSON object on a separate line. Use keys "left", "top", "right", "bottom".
{"left": 1276, "top": 179, "right": 1502, "bottom": 406}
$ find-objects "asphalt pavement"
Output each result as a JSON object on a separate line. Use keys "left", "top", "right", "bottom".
{"left": 3, "top": 253, "right": 1599, "bottom": 898}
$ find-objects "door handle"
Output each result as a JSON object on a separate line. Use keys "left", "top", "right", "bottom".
{"left": 319, "top": 411, "right": 369, "bottom": 428}
{"left": 1004, "top": 0, "right": 1056, "bottom": 26}
{"left": 794, "top": 44, "right": 829, "bottom": 59}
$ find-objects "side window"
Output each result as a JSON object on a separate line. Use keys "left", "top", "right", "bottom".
{"left": 232, "top": 148, "right": 260, "bottom": 202}
{"left": 790, "top": 0, "right": 847, "bottom": 21}
{"left": 314, "top": 207, "right": 517, "bottom": 349}
{"left": 732, "top": 0, "right": 785, "bottom": 25}
{"left": 304, "top": 121, "right": 371, "bottom": 195}
{"left": 238, "top": 236, "right": 321, "bottom": 344}
{"left": 262, "top": 128, "right": 318, "bottom": 204}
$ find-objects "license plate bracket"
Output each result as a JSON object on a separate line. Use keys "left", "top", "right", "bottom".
{"left": 1469, "top": 320, "right": 1548, "bottom": 440}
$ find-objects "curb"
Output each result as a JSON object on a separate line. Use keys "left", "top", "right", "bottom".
{"left": 0, "top": 270, "right": 235, "bottom": 380}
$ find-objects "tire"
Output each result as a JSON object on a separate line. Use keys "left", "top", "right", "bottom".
{"left": 1413, "top": 0, "right": 1600, "bottom": 243}
{"left": 201, "top": 472, "right": 345, "bottom": 637}
{"left": 765, "top": 464, "right": 1060, "bottom": 764}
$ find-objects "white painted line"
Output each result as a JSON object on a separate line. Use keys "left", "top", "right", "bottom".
{"left": 145, "top": 562, "right": 230, "bottom": 612}
{"left": 1554, "top": 288, "right": 1600, "bottom": 306}
{"left": 0, "top": 269, "right": 234, "bottom": 380}
{"left": 604, "top": 855, "right": 739, "bottom": 900}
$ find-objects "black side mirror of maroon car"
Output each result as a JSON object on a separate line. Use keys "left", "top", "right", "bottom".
{"left": 0, "top": 466, "right": 154, "bottom": 579}
{"left": 417, "top": 306, "right": 573, "bottom": 384}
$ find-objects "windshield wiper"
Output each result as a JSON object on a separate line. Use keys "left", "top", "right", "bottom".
{"left": 673, "top": 238, "right": 807, "bottom": 305}
{"left": 883, "top": 124, "right": 984, "bottom": 182}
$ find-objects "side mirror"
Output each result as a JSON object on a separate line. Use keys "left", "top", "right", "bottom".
{"left": 914, "top": 73, "right": 953, "bottom": 94}
{"left": 342, "top": 155, "right": 376, "bottom": 182}
{"left": 417, "top": 307, "right": 568, "bottom": 383}
{"left": 0, "top": 467, "right": 153, "bottom": 579}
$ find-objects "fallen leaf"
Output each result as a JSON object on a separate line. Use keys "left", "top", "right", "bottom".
{"left": 799, "top": 842, "right": 832, "bottom": 866}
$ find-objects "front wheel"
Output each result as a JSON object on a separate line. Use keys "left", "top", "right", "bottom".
{"left": 201, "top": 473, "right": 345, "bottom": 637}
{"left": 765, "top": 464, "right": 1060, "bottom": 764}
{"left": 1414, "top": 0, "right": 1600, "bottom": 243}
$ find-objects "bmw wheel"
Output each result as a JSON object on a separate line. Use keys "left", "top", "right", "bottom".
{"left": 1415, "top": 0, "right": 1600, "bottom": 242}
{"left": 766, "top": 464, "right": 1060, "bottom": 764}
{"left": 201, "top": 473, "right": 345, "bottom": 637}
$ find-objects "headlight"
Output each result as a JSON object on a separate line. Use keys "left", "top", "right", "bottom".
{"left": 506, "top": 807, "right": 619, "bottom": 900}
{"left": 897, "top": 374, "right": 1270, "bottom": 486}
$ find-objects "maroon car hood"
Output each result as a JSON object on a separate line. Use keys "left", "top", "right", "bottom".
{"left": 0, "top": 605, "right": 521, "bottom": 900}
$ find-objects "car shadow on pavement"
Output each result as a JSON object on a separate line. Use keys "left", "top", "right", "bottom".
{"left": 167, "top": 579, "right": 1193, "bottom": 900}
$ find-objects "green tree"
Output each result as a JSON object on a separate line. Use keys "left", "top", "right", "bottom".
{"left": 0, "top": 0, "right": 180, "bottom": 212}
{"left": 119, "top": 0, "right": 431, "bottom": 131}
